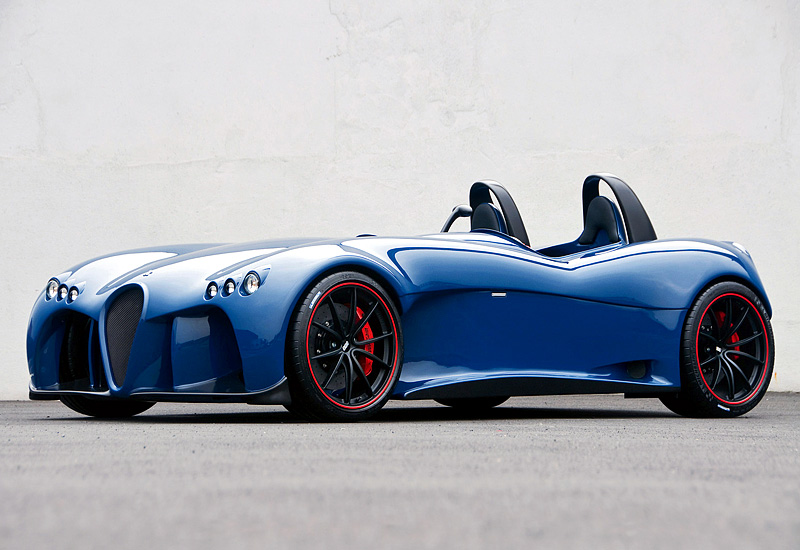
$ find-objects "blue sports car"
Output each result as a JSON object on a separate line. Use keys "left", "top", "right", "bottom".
{"left": 27, "top": 174, "right": 774, "bottom": 420}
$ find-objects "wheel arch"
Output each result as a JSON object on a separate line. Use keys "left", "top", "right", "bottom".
{"left": 281, "top": 260, "right": 406, "bottom": 418}
{"left": 280, "top": 259, "right": 406, "bottom": 378}
{"left": 693, "top": 275, "right": 772, "bottom": 319}
{"left": 663, "top": 273, "right": 775, "bottom": 416}
{"left": 293, "top": 262, "right": 405, "bottom": 317}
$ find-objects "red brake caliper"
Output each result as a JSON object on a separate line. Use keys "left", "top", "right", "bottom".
{"left": 355, "top": 307, "right": 374, "bottom": 375}
{"left": 716, "top": 311, "right": 740, "bottom": 359}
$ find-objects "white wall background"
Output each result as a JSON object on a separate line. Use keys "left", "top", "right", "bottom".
{"left": 1, "top": 1, "right": 798, "bottom": 399}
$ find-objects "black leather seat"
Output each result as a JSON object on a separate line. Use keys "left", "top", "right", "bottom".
{"left": 471, "top": 202, "right": 508, "bottom": 234}
{"left": 578, "top": 196, "right": 622, "bottom": 245}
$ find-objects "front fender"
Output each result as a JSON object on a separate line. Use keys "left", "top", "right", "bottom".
{"left": 227, "top": 244, "right": 412, "bottom": 391}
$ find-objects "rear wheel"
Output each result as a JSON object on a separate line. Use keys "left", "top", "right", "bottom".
{"left": 60, "top": 395, "right": 154, "bottom": 418}
{"left": 660, "top": 281, "right": 773, "bottom": 418}
{"left": 285, "top": 272, "right": 403, "bottom": 421}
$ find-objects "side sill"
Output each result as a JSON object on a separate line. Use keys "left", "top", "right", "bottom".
{"left": 400, "top": 376, "right": 678, "bottom": 400}
{"left": 624, "top": 392, "right": 679, "bottom": 399}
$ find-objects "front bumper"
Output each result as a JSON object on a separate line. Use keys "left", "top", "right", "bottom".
{"left": 29, "top": 378, "right": 291, "bottom": 405}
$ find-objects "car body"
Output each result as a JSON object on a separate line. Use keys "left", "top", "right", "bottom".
{"left": 27, "top": 174, "right": 774, "bottom": 420}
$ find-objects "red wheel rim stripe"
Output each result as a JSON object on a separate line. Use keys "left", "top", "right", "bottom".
{"left": 695, "top": 293, "right": 769, "bottom": 405}
{"left": 305, "top": 282, "right": 399, "bottom": 410}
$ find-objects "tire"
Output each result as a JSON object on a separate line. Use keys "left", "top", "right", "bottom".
{"left": 435, "top": 397, "right": 509, "bottom": 410}
{"left": 660, "top": 281, "right": 774, "bottom": 418}
{"left": 286, "top": 271, "right": 403, "bottom": 421}
{"left": 60, "top": 395, "right": 155, "bottom": 418}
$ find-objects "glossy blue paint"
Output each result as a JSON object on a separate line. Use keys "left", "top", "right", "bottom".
{"left": 27, "top": 216, "right": 771, "bottom": 404}
{"left": 396, "top": 289, "right": 683, "bottom": 397}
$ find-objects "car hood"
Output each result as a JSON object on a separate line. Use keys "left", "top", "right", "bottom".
{"left": 53, "top": 237, "right": 339, "bottom": 295}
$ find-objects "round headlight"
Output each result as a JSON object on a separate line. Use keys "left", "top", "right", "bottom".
{"left": 242, "top": 272, "right": 260, "bottom": 295}
{"left": 58, "top": 285, "right": 69, "bottom": 301}
{"left": 68, "top": 287, "right": 79, "bottom": 302}
{"left": 224, "top": 279, "right": 236, "bottom": 296}
{"left": 46, "top": 279, "right": 59, "bottom": 300}
{"left": 206, "top": 282, "right": 218, "bottom": 298}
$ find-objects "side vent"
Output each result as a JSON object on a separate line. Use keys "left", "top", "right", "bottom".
{"left": 59, "top": 313, "right": 106, "bottom": 391}
{"left": 105, "top": 286, "right": 144, "bottom": 387}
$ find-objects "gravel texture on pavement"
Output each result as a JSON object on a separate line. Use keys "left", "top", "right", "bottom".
{"left": 1, "top": 393, "right": 798, "bottom": 550}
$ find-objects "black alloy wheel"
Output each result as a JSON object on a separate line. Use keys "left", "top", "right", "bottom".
{"left": 286, "top": 272, "right": 403, "bottom": 421}
{"left": 660, "top": 281, "right": 773, "bottom": 418}
{"left": 695, "top": 293, "right": 770, "bottom": 403}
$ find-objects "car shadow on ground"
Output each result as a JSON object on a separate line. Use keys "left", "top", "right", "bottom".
{"left": 44, "top": 404, "right": 677, "bottom": 424}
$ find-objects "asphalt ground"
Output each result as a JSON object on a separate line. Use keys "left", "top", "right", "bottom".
{"left": 1, "top": 393, "right": 798, "bottom": 550}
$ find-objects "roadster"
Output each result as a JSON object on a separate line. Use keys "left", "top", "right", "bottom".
{"left": 27, "top": 174, "right": 774, "bottom": 420}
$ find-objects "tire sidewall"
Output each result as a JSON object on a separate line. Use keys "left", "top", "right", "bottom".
{"left": 286, "top": 271, "right": 403, "bottom": 421}
{"left": 680, "top": 281, "right": 774, "bottom": 417}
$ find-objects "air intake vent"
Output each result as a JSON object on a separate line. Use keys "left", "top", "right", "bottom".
{"left": 105, "top": 286, "right": 144, "bottom": 386}
{"left": 59, "top": 313, "right": 106, "bottom": 391}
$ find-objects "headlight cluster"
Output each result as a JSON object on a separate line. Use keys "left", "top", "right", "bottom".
{"left": 46, "top": 279, "right": 59, "bottom": 300}
{"left": 205, "top": 271, "right": 261, "bottom": 300}
{"left": 206, "top": 282, "right": 218, "bottom": 298}
{"left": 243, "top": 272, "right": 260, "bottom": 295}
{"left": 45, "top": 279, "right": 80, "bottom": 302}
{"left": 224, "top": 279, "right": 236, "bottom": 296}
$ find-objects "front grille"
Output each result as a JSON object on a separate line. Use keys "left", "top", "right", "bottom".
{"left": 105, "top": 286, "right": 144, "bottom": 386}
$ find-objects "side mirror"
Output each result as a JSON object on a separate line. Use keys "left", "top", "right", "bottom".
{"left": 440, "top": 204, "right": 473, "bottom": 233}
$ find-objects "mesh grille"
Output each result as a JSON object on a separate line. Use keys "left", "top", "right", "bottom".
{"left": 105, "top": 286, "right": 144, "bottom": 386}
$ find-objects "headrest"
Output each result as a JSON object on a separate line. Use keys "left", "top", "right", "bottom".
{"left": 578, "top": 196, "right": 622, "bottom": 245}
{"left": 471, "top": 202, "right": 507, "bottom": 234}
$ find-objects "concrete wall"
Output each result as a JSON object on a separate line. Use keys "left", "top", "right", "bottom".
{"left": 1, "top": 1, "right": 798, "bottom": 399}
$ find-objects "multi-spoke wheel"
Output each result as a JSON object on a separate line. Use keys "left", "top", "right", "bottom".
{"left": 285, "top": 271, "right": 403, "bottom": 421}
{"left": 660, "top": 281, "right": 773, "bottom": 418}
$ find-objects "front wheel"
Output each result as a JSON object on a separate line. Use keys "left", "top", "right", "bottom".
{"left": 286, "top": 271, "right": 403, "bottom": 421}
{"left": 660, "top": 281, "right": 774, "bottom": 418}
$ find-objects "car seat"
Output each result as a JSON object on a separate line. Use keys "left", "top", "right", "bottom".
{"left": 578, "top": 196, "right": 623, "bottom": 246}
{"left": 471, "top": 202, "right": 508, "bottom": 234}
